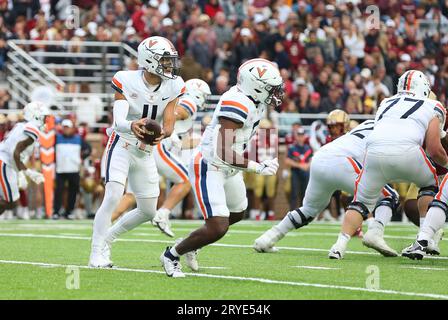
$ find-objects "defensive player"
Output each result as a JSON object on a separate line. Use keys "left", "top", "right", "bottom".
{"left": 89, "top": 36, "right": 185, "bottom": 268}
{"left": 160, "top": 58, "right": 284, "bottom": 277}
{"left": 0, "top": 102, "right": 48, "bottom": 214}
{"left": 151, "top": 79, "right": 211, "bottom": 237}
{"left": 329, "top": 70, "right": 448, "bottom": 259}
{"left": 254, "top": 111, "right": 399, "bottom": 256}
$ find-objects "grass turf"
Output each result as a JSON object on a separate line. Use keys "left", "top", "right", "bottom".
{"left": 0, "top": 219, "right": 447, "bottom": 300}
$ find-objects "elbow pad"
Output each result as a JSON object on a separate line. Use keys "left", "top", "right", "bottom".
{"left": 113, "top": 100, "right": 132, "bottom": 133}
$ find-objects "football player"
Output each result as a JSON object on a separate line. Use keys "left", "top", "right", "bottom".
{"left": 329, "top": 70, "right": 448, "bottom": 259}
{"left": 0, "top": 102, "right": 48, "bottom": 215}
{"left": 151, "top": 78, "right": 212, "bottom": 236}
{"left": 89, "top": 36, "right": 185, "bottom": 268}
{"left": 160, "top": 58, "right": 283, "bottom": 277}
{"left": 254, "top": 112, "right": 399, "bottom": 256}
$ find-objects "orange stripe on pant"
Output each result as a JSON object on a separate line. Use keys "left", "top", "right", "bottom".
{"left": 193, "top": 152, "right": 207, "bottom": 219}
{"left": 419, "top": 147, "right": 438, "bottom": 187}
{"left": 347, "top": 157, "right": 361, "bottom": 174}
{"left": 436, "top": 175, "right": 448, "bottom": 201}
{"left": 0, "top": 160, "right": 9, "bottom": 202}
{"left": 157, "top": 144, "right": 188, "bottom": 182}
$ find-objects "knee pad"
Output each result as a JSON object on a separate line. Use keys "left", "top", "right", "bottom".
{"left": 428, "top": 199, "right": 448, "bottom": 216}
{"left": 229, "top": 198, "right": 248, "bottom": 214}
{"left": 287, "top": 209, "right": 314, "bottom": 229}
{"left": 418, "top": 186, "right": 438, "bottom": 199}
{"left": 374, "top": 197, "right": 399, "bottom": 215}
{"left": 347, "top": 201, "right": 370, "bottom": 220}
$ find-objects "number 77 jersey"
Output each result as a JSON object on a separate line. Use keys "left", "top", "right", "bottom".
{"left": 368, "top": 94, "right": 446, "bottom": 149}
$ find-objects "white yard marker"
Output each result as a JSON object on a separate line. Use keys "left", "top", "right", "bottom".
{"left": 1, "top": 232, "right": 448, "bottom": 260}
{"left": 401, "top": 266, "right": 448, "bottom": 271}
{"left": 0, "top": 259, "right": 446, "bottom": 300}
{"left": 291, "top": 265, "right": 340, "bottom": 270}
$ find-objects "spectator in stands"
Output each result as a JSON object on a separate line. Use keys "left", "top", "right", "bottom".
{"left": 285, "top": 126, "right": 312, "bottom": 210}
{"left": 191, "top": 27, "right": 212, "bottom": 69}
{"left": 232, "top": 28, "right": 258, "bottom": 68}
{"left": 0, "top": 89, "right": 10, "bottom": 109}
{"left": 53, "top": 119, "right": 90, "bottom": 219}
{"left": 321, "top": 85, "right": 343, "bottom": 113}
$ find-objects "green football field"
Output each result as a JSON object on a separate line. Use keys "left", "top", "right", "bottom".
{"left": 0, "top": 219, "right": 447, "bottom": 300}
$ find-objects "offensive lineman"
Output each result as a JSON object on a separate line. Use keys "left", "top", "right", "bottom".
{"left": 160, "top": 58, "right": 284, "bottom": 277}
{"left": 89, "top": 36, "right": 185, "bottom": 268}
{"left": 0, "top": 102, "right": 48, "bottom": 215}
{"left": 329, "top": 70, "right": 448, "bottom": 259}
{"left": 254, "top": 110, "right": 399, "bottom": 256}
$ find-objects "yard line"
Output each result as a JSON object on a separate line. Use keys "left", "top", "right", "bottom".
{"left": 291, "top": 265, "right": 340, "bottom": 270}
{"left": 0, "top": 259, "right": 446, "bottom": 300}
{"left": 1, "top": 232, "right": 448, "bottom": 260}
{"left": 401, "top": 266, "right": 448, "bottom": 271}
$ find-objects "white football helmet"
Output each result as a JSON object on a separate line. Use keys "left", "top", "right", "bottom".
{"left": 185, "top": 79, "right": 211, "bottom": 110}
{"left": 237, "top": 58, "right": 284, "bottom": 106}
{"left": 397, "top": 70, "right": 431, "bottom": 99}
{"left": 23, "top": 101, "right": 50, "bottom": 130}
{"left": 137, "top": 36, "right": 180, "bottom": 80}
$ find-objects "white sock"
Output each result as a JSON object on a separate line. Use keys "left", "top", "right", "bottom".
{"left": 157, "top": 207, "right": 171, "bottom": 219}
{"left": 91, "top": 182, "right": 124, "bottom": 252}
{"left": 418, "top": 207, "right": 446, "bottom": 242}
{"left": 420, "top": 217, "right": 425, "bottom": 228}
{"left": 335, "top": 232, "right": 351, "bottom": 247}
{"left": 106, "top": 197, "right": 157, "bottom": 242}
{"left": 374, "top": 205, "right": 392, "bottom": 226}
{"left": 170, "top": 246, "right": 180, "bottom": 258}
{"left": 276, "top": 214, "right": 296, "bottom": 235}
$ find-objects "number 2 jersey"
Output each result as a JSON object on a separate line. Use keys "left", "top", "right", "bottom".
{"left": 199, "top": 86, "right": 267, "bottom": 170}
{"left": 111, "top": 69, "right": 185, "bottom": 147}
{"left": 0, "top": 122, "right": 40, "bottom": 171}
{"left": 319, "top": 120, "right": 375, "bottom": 161}
{"left": 367, "top": 94, "right": 446, "bottom": 151}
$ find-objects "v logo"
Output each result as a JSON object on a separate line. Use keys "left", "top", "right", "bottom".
{"left": 257, "top": 67, "right": 267, "bottom": 78}
{"left": 147, "top": 39, "right": 158, "bottom": 48}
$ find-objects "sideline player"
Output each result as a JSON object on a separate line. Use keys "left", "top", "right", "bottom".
{"left": 89, "top": 36, "right": 185, "bottom": 268}
{"left": 160, "top": 58, "right": 284, "bottom": 277}
{"left": 0, "top": 102, "right": 48, "bottom": 214}
{"left": 254, "top": 112, "right": 399, "bottom": 256}
{"left": 329, "top": 70, "right": 448, "bottom": 259}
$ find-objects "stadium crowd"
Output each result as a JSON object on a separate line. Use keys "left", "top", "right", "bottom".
{"left": 0, "top": 0, "right": 448, "bottom": 221}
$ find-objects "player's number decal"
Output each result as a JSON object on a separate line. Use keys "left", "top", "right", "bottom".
{"left": 350, "top": 126, "right": 374, "bottom": 139}
{"left": 400, "top": 98, "right": 424, "bottom": 119}
{"left": 377, "top": 97, "right": 400, "bottom": 120}
{"left": 142, "top": 104, "right": 158, "bottom": 120}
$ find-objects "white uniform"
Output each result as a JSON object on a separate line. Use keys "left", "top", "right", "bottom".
{"left": 354, "top": 94, "right": 445, "bottom": 211}
{"left": 107, "top": 69, "right": 185, "bottom": 198}
{"left": 153, "top": 95, "right": 196, "bottom": 184}
{"left": 299, "top": 120, "right": 397, "bottom": 219}
{"left": 190, "top": 86, "right": 266, "bottom": 218}
{"left": 0, "top": 122, "right": 40, "bottom": 202}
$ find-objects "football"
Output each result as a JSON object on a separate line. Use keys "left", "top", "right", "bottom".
{"left": 140, "top": 118, "right": 162, "bottom": 145}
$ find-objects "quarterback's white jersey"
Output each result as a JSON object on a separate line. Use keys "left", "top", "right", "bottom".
{"left": 319, "top": 120, "right": 375, "bottom": 160}
{"left": 368, "top": 94, "right": 446, "bottom": 150}
{"left": 199, "top": 86, "right": 266, "bottom": 169}
{"left": 111, "top": 69, "right": 185, "bottom": 146}
{"left": 0, "top": 122, "right": 40, "bottom": 171}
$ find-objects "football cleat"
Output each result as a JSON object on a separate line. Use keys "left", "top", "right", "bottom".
{"left": 362, "top": 223, "right": 398, "bottom": 257}
{"left": 175, "top": 238, "right": 199, "bottom": 271}
{"left": 328, "top": 243, "right": 346, "bottom": 259}
{"left": 401, "top": 240, "right": 428, "bottom": 260}
{"left": 88, "top": 250, "right": 113, "bottom": 268}
{"left": 152, "top": 212, "right": 174, "bottom": 238}
{"left": 160, "top": 247, "right": 185, "bottom": 278}
{"left": 253, "top": 228, "right": 283, "bottom": 253}
{"left": 427, "top": 229, "right": 444, "bottom": 256}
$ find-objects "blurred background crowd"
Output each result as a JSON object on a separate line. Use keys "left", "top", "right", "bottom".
{"left": 0, "top": 0, "right": 447, "bottom": 221}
